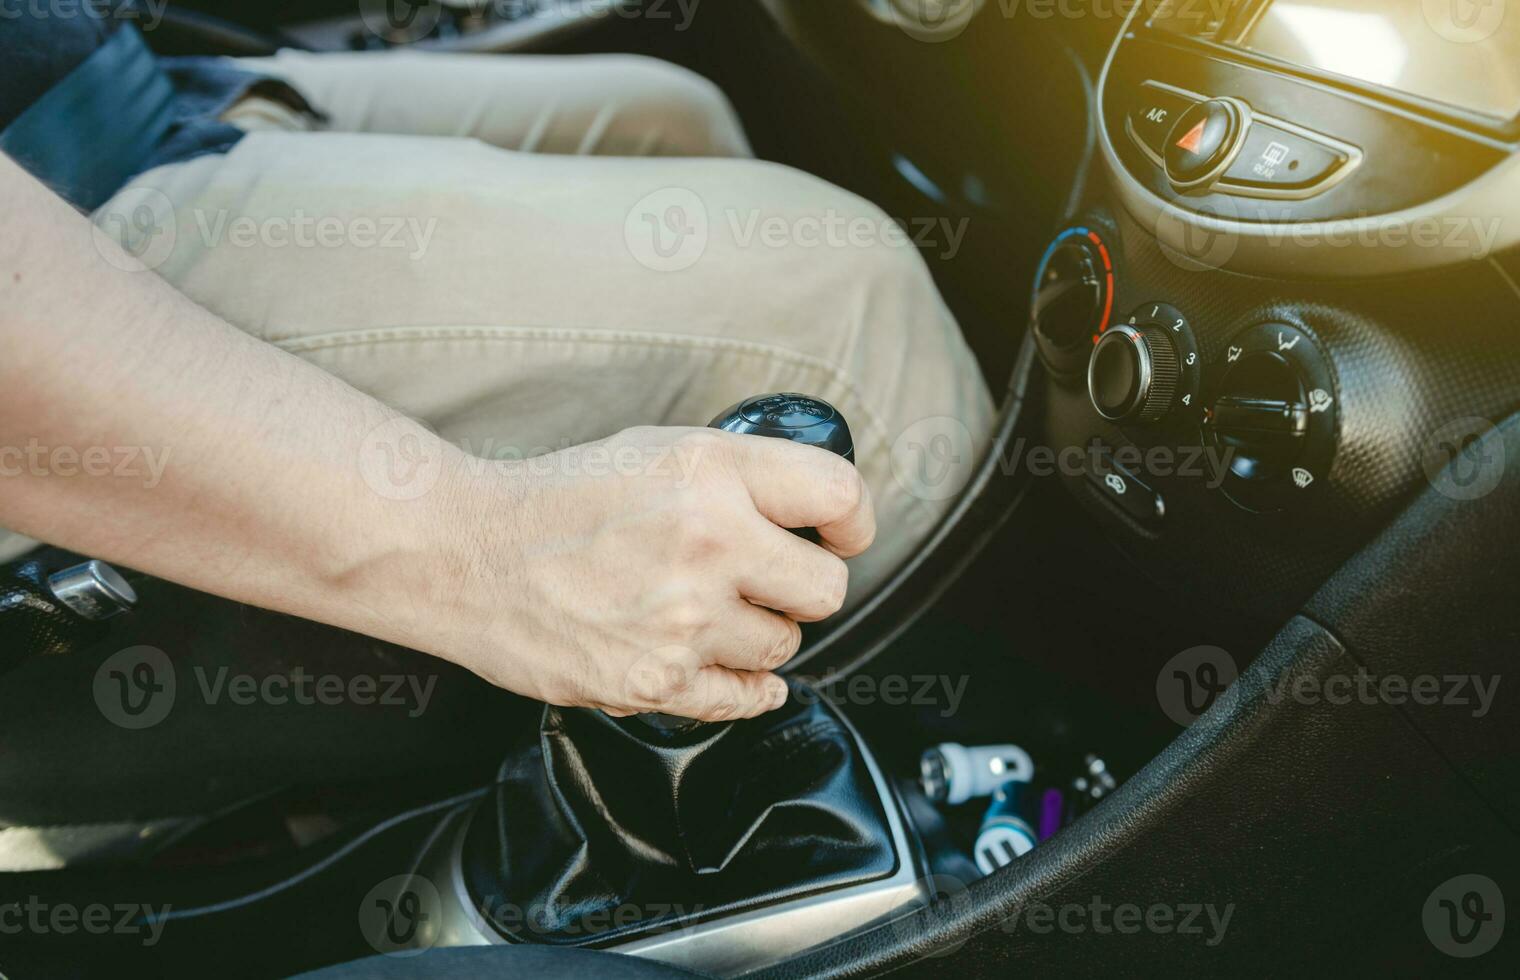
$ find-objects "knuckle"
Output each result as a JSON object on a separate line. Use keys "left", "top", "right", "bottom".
{"left": 821, "top": 460, "right": 865, "bottom": 516}
{"left": 538, "top": 673, "right": 588, "bottom": 710}
{"left": 659, "top": 597, "right": 710, "bottom": 637}
{"left": 615, "top": 425, "right": 662, "bottom": 452}
{"left": 702, "top": 693, "right": 745, "bottom": 723}
{"left": 615, "top": 424, "right": 649, "bottom": 442}
{"left": 670, "top": 508, "right": 725, "bottom": 561}
{"left": 764, "top": 620, "right": 802, "bottom": 670}
{"left": 818, "top": 559, "right": 849, "bottom": 615}
{"left": 673, "top": 428, "right": 728, "bottom": 465}
{"left": 857, "top": 511, "right": 877, "bottom": 551}
{"left": 626, "top": 653, "right": 694, "bottom": 705}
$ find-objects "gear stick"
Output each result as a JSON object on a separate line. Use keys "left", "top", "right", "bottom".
{"left": 639, "top": 393, "right": 855, "bottom": 735}
{"left": 463, "top": 395, "right": 897, "bottom": 947}
{"left": 708, "top": 391, "right": 854, "bottom": 461}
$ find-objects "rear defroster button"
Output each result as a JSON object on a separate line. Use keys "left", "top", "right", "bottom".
{"left": 1220, "top": 121, "right": 1348, "bottom": 192}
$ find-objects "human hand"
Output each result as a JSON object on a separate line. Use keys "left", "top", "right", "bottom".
{"left": 420, "top": 426, "right": 874, "bottom": 721}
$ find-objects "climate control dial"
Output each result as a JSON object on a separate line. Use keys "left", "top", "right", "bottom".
{"left": 1032, "top": 226, "right": 1114, "bottom": 376}
{"left": 1088, "top": 323, "right": 1181, "bottom": 422}
{"left": 1204, "top": 322, "right": 1338, "bottom": 511}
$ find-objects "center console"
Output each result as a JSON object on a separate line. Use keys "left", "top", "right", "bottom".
{"left": 369, "top": 397, "right": 932, "bottom": 975}
{"left": 413, "top": 693, "right": 928, "bottom": 975}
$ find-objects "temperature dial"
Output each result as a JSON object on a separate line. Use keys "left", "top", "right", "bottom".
{"left": 1032, "top": 226, "right": 1114, "bottom": 376}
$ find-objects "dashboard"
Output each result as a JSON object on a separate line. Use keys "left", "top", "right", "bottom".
{"left": 749, "top": 0, "right": 1520, "bottom": 627}
{"left": 1101, "top": 0, "right": 1520, "bottom": 276}
{"left": 1031, "top": 0, "right": 1520, "bottom": 623}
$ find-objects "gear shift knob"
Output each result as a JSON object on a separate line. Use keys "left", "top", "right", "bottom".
{"left": 638, "top": 393, "right": 854, "bottom": 735}
{"left": 707, "top": 393, "right": 854, "bottom": 462}
{"left": 711, "top": 393, "right": 854, "bottom": 549}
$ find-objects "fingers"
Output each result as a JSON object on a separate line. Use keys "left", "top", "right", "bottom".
{"left": 614, "top": 642, "right": 789, "bottom": 721}
{"left": 701, "top": 597, "right": 804, "bottom": 670}
{"left": 722, "top": 435, "right": 876, "bottom": 559}
{"left": 736, "top": 519, "right": 851, "bottom": 622}
{"left": 666, "top": 666, "right": 790, "bottom": 722}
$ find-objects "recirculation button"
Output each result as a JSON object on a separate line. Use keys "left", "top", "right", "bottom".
{"left": 1086, "top": 446, "right": 1165, "bottom": 526}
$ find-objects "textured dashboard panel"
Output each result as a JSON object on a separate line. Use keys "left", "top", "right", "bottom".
{"left": 1041, "top": 204, "right": 1520, "bottom": 627}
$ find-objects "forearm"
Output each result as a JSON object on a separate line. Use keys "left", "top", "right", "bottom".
{"left": 0, "top": 154, "right": 474, "bottom": 647}
{"left": 0, "top": 156, "right": 871, "bottom": 722}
